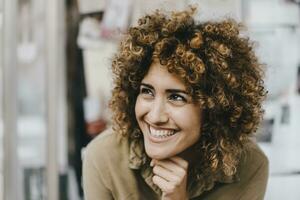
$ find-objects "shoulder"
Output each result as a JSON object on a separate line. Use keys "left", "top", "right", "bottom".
{"left": 240, "top": 139, "right": 269, "bottom": 171}
{"left": 201, "top": 140, "right": 269, "bottom": 200}
{"left": 236, "top": 139, "right": 269, "bottom": 185}
{"left": 83, "top": 128, "right": 130, "bottom": 171}
{"left": 83, "top": 128, "right": 138, "bottom": 197}
{"left": 85, "top": 128, "right": 120, "bottom": 153}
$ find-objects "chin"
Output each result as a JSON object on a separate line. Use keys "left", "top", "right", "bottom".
{"left": 145, "top": 147, "right": 174, "bottom": 160}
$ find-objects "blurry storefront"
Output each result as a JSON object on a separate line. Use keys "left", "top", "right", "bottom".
{"left": 1, "top": 0, "right": 66, "bottom": 199}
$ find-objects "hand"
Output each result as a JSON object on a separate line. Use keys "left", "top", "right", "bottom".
{"left": 151, "top": 156, "right": 189, "bottom": 200}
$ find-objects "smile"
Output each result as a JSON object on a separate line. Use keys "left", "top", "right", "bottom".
{"left": 149, "top": 126, "right": 177, "bottom": 138}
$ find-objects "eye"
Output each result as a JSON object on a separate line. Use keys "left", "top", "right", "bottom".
{"left": 168, "top": 93, "right": 187, "bottom": 103}
{"left": 139, "top": 87, "right": 154, "bottom": 97}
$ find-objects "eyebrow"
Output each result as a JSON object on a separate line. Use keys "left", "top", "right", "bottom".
{"left": 140, "top": 83, "right": 188, "bottom": 94}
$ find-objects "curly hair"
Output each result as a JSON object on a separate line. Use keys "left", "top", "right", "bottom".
{"left": 110, "top": 7, "right": 266, "bottom": 182}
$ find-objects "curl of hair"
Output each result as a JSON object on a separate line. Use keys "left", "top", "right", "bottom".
{"left": 110, "top": 7, "right": 266, "bottom": 186}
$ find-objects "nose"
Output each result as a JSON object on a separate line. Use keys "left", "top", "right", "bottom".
{"left": 147, "top": 97, "right": 169, "bottom": 124}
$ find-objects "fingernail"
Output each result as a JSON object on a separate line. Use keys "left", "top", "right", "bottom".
{"left": 150, "top": 159, "right": 154, "bottom": 167}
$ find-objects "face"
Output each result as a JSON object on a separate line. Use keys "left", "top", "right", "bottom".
{"left": 135, "top": 61, "right": 202, "bottom": 160}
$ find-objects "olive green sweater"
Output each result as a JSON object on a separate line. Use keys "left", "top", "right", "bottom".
{"left": 83, "top": 129, "right": 268, "bottom": 200}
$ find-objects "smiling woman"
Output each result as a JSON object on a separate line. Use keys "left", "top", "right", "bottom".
{"left": 83, "top": 6, "right": 269, "bottom": 200}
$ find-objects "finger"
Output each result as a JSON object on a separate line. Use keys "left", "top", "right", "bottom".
{"left": 169, "top": 156, "right": 189, "bottom": 169}
{"left": 150, "top": 159, "right": 155, "bottom": 167}
{"left": 155, "top": 158, "right": 187, "bottom": 174}
{"left": 154, "top": 159, "right": 187, "bottom": 180}
{"left": 152, "top": 164, "right": 181, "bottom": 183}
{"left": 153, "top": 159, "right": 182, "bottom": 172}
{"left": 152, "top": 175, "right": 175, "bottom": 194}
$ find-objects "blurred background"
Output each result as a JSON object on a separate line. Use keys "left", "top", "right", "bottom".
{"left": 0, "top": 0, "right": 300, "bottom": 199}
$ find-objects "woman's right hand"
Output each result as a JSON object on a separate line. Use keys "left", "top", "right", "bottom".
{"left": 151, "top": 156, "right": 189, "bottom": 200}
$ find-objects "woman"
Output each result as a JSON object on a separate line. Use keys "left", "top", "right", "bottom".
{"left": 83, "top": 7, "right": 269, "bottom": 200}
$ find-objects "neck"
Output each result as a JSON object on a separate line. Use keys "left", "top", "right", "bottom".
{"left": 178, "top": 144, "right": 200, "bottom": 166}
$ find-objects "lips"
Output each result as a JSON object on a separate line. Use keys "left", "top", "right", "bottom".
{"left": 149, "top": 126, "right": 177, "bottom": 138}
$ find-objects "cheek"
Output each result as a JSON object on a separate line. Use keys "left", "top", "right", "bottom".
{"left": 135, "top": 97, "right": 147, "bottom": 119}
{"left": 135, "top": 98, "right": 141, "bottom": 118}
{"left": 172, "top": 107, "right": 202, "bottom": 131}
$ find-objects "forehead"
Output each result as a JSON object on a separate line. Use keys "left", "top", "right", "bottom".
{"left": 142, "top": 61, "right": 187, "bottom": 90}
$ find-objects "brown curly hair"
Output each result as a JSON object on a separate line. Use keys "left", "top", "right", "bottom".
{"left": 110, "top": 7, "right": 266, "bottom": 181}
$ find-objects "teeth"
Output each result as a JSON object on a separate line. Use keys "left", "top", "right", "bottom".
{"left": 149, "top": 126, "right": 176, "bottom": 138}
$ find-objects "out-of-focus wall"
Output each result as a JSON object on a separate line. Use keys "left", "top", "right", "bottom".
{"left": 0, "top": 0, "right": 3, "bottom": 198}
{"left": 189, "top": 0, "right": 242, "bottom": 21}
